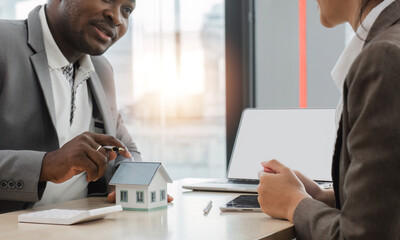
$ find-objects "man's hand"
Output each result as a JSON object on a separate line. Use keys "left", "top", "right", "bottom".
{"left": 107, "top": 191, "right": 174, "bottom": 203}
{"left": 40, "top": 132, "right": 131, "bottom": 183}
{"left": 257, "top": 160, "right": 310, "bottom": 222}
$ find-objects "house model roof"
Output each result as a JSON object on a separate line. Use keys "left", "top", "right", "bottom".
{"left": 109, "top": 162, "right": 173, "bottom": 186}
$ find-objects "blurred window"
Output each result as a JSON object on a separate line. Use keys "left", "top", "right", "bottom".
{"left": 106, "top": 0, "right": 226, "bottom": 179}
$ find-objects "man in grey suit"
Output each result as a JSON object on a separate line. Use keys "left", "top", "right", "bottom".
{"left": 0, "top": 0, "right": 141, "bottom": 213}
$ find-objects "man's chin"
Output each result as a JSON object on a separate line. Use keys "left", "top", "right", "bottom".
{"left": 86, "top": 46, "right": 110, "bottom": 56}
{"left": 79, "top": 42, "right": 111, "bottom": 56}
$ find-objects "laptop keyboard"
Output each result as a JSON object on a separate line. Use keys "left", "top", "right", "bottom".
{"left": 210, "top": 179, "right": 331, "bottom": 188}
{"left": 226, "top": 179, "right": 331, "bottom": 188}
{"left": 227, "top": 179, "right": 259, "bottom": 185}
{"left": 315, "top": 181, "right": 333, "bottom": 189}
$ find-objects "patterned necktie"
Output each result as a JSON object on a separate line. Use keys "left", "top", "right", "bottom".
{"left": 61, "top": 63, "right": 76, "bottom": 126}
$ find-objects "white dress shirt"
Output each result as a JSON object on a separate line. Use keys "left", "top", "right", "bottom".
{"left": 36, "top": 5, "right": 95, "bottom": 207}
{"left": 331, "top": 0, "right": 395, "bottom": 128}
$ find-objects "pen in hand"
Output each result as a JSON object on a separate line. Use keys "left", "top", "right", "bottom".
{"left": 203, "top": 200, "right": 212, "bottom": 215}
{"left": 102, "top": 145, "right": 126, "bottom": 153}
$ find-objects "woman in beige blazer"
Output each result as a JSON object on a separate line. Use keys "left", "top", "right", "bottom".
{"left": 257, "top": 0, "right": 400, "bottom": 239}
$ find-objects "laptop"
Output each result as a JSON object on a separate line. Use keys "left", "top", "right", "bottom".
{"left": 182, "top": 108, "right": 336, "bottom": 193}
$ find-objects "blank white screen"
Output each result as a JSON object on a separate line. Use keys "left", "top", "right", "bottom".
{"left": 228, "top": 109, "right": 336, "bottom": 181}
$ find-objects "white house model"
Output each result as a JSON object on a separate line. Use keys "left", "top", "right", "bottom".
{"left": 109, "top": 162, "right": 173, "bottom": 211}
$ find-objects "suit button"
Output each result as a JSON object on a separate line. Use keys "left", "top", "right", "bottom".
{"left": 1, "top": 180, "right": 7, "bottom": 189}
{"left": 16, "top": 180, "right": 24, "bottom": 189}
{"left": 8, "top": 180, "right": 16, "bottom": 189}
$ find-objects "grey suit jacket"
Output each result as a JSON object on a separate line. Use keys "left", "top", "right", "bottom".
{"left": 293, "top": 1, "right": 400, "bottom": 239}
{"left": 0, "top": 6, "right": 141, "bottom": 213}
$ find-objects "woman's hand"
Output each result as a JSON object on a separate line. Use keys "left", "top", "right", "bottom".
{"left": 257, "top": 160, "right": 310, "bottom": 222}
{"left": 293, "top": 170, "right": 335, "bottom": 207}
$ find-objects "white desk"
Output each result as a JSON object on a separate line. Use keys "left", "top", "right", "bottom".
{"left": 0, "top": 179, "right": 294, "bottom": 240}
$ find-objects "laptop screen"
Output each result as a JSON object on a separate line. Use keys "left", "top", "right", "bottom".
{"left": 227, "top": 108, "right": 336, "bottom": 181}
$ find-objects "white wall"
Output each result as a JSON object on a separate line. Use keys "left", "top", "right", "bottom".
{"left": 255, "top": 0, "right": 343, "bottom": 108}
{"left": 116, "top": 185, "right": 149, "bottom": 210}
{"left": 148, "top": 173, "right": 168, "bottom": 209}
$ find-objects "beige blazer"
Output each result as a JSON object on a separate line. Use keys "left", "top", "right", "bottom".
{"left": 293, "top": 1, "right": 400, "bottom": 239}
{"left": 0, "top": 6, "right": 141, "bottom": 213}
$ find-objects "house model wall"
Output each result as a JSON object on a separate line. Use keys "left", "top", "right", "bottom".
{"left": 110, "top": 162, "right": 172, "bottom": 211}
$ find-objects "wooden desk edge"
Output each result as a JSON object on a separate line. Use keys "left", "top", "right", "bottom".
{"left": 259, "top": 226, "right": 295, "bottom": 240}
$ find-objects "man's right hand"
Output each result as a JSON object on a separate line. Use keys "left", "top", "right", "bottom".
{"left": 39, "top": 132, "right": 131, "bottom": 183}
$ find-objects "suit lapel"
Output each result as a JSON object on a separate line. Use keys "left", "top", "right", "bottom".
{"left": 27, "top": 6, "right": 57, "bottom": 130}
{"left": 26, "top": 6, "right": 116, "bottom": 137}
{"left": 88, "top": 72, "right": 116, "bottom": 136}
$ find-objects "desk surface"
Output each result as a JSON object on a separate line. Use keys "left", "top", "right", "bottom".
{"left": 0, "top": 179, "right": 294, "bottom": 240}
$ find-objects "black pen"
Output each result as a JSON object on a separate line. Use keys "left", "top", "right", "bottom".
{"left": 102, "top": 145, "right": 126, "bottom": 153}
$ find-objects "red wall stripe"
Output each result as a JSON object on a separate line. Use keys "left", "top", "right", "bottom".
{"left": 299, "top": 0, "right": 307, "bottom": 108}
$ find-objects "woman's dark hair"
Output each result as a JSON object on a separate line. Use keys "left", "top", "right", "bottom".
{"left": 359, "top": 0, "right": 383, "bottom": 23}
{"left": 357, "top": 0, "right": 383, "bottom": 36}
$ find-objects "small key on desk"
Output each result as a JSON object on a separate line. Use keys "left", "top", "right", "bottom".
{"left": 18, "top": 205, "right": 122, "bottom": 225}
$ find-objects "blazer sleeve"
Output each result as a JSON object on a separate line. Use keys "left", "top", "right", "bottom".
{"left": 293, "top": 42, "right": 400, "bottom": 239}
{"left": 0, "top": 151, "right": 46, "bottom": 202}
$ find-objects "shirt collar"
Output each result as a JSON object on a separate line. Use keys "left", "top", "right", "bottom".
{"left": 38, "top": 5, "right": 95, "bottom": 73}
{"left": 331, "top": 0, "right": 395, "bottom": 93}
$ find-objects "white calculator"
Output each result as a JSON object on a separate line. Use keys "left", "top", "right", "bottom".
{"left": 18, "top": 205, "right": 123, "bottom": 225}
